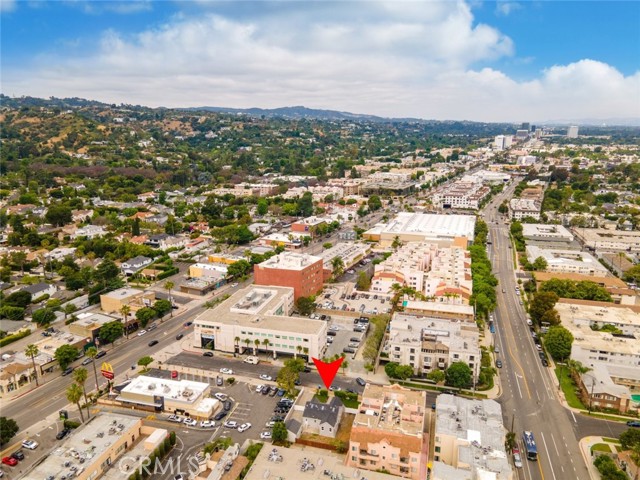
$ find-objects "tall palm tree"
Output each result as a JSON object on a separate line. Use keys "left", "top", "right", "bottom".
{"left": 331, "top": 256, "right": 344, "bottom": 279}
{"left": 66, "top": 383, "right": 85, "bottom": 423}
{"left": 164, "top": 281, "right": 175, "bottom": 318}
{"left": 296, "top": 345, "right": 302, "bottom": 359}
{"left": 303, "top": 347, "right": 309, "bottom": 362}
{"left": 24, "top": 344, "right": 40, "bottom": 387}
{"left": 86, "top": 346, "right": 100, "bottom": 392}
{"left": 243, "top": 338, "right": 251, "bottom": 354}
{"left": 505, "top": 431, "right": 517, "bottom": 452}
{"left": 262, "top": 339, "right": 270, "bottom": 359}
{"left": 341, "top": 360, "right": 349, "bottom": 375}
{"left": 254, "top": 339, "right": 260, "bottom": 356}
{"left": 72, "top": 367, "right": 91, "bottom": 419}
{"left": 234, "top": 336, "right": 241, "bottom": 354}
{"left": 120, "top": 305, "right": 131, "bottom": 338}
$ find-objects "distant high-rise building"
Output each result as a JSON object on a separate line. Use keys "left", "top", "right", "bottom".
{"left": 531, "top": 125, "right": 537, "bottom": 132}
{"left": 521, "top": 122, "right": 530, "bottom": 131}
{"left": 567, "top": 126, "right": 579, "bottom": 138}
{"left": 516, "top": 129, "right": 529, "bottom": 140}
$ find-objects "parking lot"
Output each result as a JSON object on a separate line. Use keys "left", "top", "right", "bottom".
{"left": 324, "top": 317, "right": 368, "bottom": 359}
{"left": 318, "top": 285, "right": 392, "bottom": 316}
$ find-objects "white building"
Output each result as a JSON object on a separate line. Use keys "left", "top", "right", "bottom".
{"left": 70, "top": 225, "right": 108, "bottom": 240}
{"left": 573, "top": 228, "right": 640, "bottom": 253}
{"left": 193, "top": 286, "right": 327, "bottom": 360}
{"left": 318, "top": 242, "right": 370, "bottom": 277}
{"left": 526, "top": 245, "right": 609, "bottom": 276}
{"left": 493, "top": 135, "right": 513, "bottom": 151}
{"left": 371, "top": 242, "right": 472, "bottom": 304}
{"left": 509, "top": 198, "right": 541, "bottom": 220}
{"left": 567, "top": 126, "right": 579, "bottom": 138}
{"left": 431, "top": 179, "right": 490, "bottom": 210}
{"left": 433, "top": 395, "right": 513, "bottom": 480}
{"left": 383, "top": 313, "right": 481, "bottom": 381}
{"left": 521, "top": 224, "right": 574, "bottom": 243}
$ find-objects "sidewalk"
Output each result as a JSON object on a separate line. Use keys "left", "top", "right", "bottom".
{"left": 578, "top": 435, "right": 621, "bottom": 480}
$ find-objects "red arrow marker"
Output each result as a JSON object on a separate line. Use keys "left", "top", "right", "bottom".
{"left": 312, "top": 357, "right": 344, "bottom": 389}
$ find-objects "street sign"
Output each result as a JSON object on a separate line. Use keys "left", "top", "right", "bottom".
{"left": 101, "top": 362, "right": 114, "bottom": 380}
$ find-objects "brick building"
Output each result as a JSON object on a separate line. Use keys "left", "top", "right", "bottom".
{"left": 253, "top": 252, "right": 324, "bottom": 300}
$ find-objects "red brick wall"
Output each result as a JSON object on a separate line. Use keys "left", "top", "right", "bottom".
{"left": 254, "top": 258, "right": 324, "bottom": 300}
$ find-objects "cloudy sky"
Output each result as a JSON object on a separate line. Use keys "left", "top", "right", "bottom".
{"left": 2, "top": 0, "right": 639, "bottom": 122}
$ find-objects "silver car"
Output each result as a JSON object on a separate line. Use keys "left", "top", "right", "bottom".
{"left": 513, "top": 452, "right": 523, "bottom": 468}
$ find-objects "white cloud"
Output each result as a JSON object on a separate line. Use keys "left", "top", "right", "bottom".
{"left": 496, "top": 1, "right": 522, "bottom": 16}
{"left": 3, "top": 1, "right": 639, "bottom": 122}
{"left": 0, "top": 0, "right": 16, "bottom": 12}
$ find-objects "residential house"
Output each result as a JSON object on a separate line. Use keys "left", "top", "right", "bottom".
{"left": 120, "top": 256, "right": 153, "bottom": 276}
{"left": 19, "top": 282, "right": 57, "bottom": 299}
{"left": 302, "top": 397, "right": 344, "bottom": 438}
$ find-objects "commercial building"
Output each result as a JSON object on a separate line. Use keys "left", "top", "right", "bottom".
{"left": 100, "top": 287, "right": 157, "bottom": 314}
{"left": 193, "top": 286, "right": 327, "bottom": 360}
{"left": 346, "top": 384, "right": 428, "bottom": 480}
{"left": 567, "top": 125, "right": 579, "bottom": 138}
{"left": 534, "top": 274, "right": 636, "bottom": 305}
{"left": 508, "top": 198, "right": 541, "bottom": 220}
{"left": 383, "top": 313, "right": 480, "bottom": 380}
{"left": 525, "top": 246, "right": 609, "bottom": 276}
{"left": 432, "top": 395, "right": 513, "bottom": 480}
{"left": 371, "top": 241, "right": 471, "bottom": 304}
{"left": 189, "top": 262, "right": 228, "bottom": 279}
{"left": 291, "top": 216, "right": 329, "bottom": 237}
{"left": 69, "top": 312, "right": 118, "bottom": 341}
{"left": 116, "top": 376, "right": 218, "bottom": 418}
{"left": 402, "top": 301, "right": 475, "bottom": 323}
{"left": 318, "top": 242, "right": 370, "bottom": 279}
{"left": 25, "top": 413, "right": 167, "bottom": 480}
{"left": 364, "top": 213, "right": 476, "bottom": 248}
{"left": 253, "top": 252, "right": 323, "bottom": 300}
{"left": 493, "top": 135, "right": 513, "bottom": 151}
{"left": 245, "top": 445, "right": 393, "bottom": 480}
{"left": 521, "top": 224, "right": 574, "bottom": 244}
{"left": 573, "top": 228, "right": 640, "bottom": 253}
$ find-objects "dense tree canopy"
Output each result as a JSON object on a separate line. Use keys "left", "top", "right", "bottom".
{"left": 544, "top": 326, "right": 574, "bottom": 361}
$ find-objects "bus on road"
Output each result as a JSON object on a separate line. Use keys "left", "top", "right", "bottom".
{"left": 522, "top": 431, "right": 538, "bottom": 461}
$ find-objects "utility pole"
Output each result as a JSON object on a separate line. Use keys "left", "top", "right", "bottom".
{"left": 588, "top": 377, "right": 595, "bottom": 414}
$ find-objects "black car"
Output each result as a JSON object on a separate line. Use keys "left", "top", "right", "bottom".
{"left": 95, "top": 351, "right": 107, "bottom": 359}
{"left": 496, "top": 360, "right": 503, "bottom": 368}
{"left": 56, "top": 429, "right": 70, "bottom": 440}
{"left": 327, "top": 330, "right": 337, "bottom": 337}
{"left": 262, "top": 386, "right": 271, "bottom": 395}
{"left": 176, "top": 334, "right": 184, "bottom": 340}
{"left": 541, "top": 359, "right": 549, "bottom": 367}
{"left": 303, "top": 367, "right": 311, "bottom": 373}
{"left": 148, "top": 340, "right": 159, "bottom": 347}
{"left": 62, "top": 367, "right": 74, "bottom": 376}
{"left": 269, "top": 388, "right": 278, "bottom": 397}
{"left": 355, "top": 377, "right": 366, "bottom": 387}
{"left": 224, "top": 400, "right": 232, "bottom": 411}
{"left": 203, "top": 351, "right": 213, "bottom": 357}
{"left": 214, "top": 411, "right": 227, "bottom": 421}
{"left": 271, "top": 416, "right": 284, "bottom": 422}
{"left": 10, "top": 451, "right": 25, "bottom": 461}
{"left": 343, "top": 347, "right": 355, "bottom": 354}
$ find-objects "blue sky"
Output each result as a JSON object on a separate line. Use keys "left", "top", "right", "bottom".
{"left": 1, "top": 1, "right": 639, "bottom": 122}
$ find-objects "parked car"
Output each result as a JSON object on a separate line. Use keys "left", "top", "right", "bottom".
{"left": 356, "top": 377, "right": 366, "bottom": 387}
{"left": 627, "top": 420, "right": 640, "bottom": 427}
{"left": 168, "top": 415, "right": 182, "bottom": 423}
{"left": 256, "top": 384, "right": 264, "bottom": 393}
{"left": 137, "top": 330, "right": 147, "bottom": 336}
{"left": 1, "top": 457, "right": 17, "bottom": 467}
{"left": 223, "top": 420, "right": 238, "bottom": 429}
{"left": 269, "top": 388, "right": 277, "bottom": 397}
{"left": 219, "top": 368, "right": 233, "bottom": 375}
{"left": 496, "top": 360, "right": 503, "bottom": 368}
{"left": 277, "top": 388, "right": 286, "bottom": 397}
{"left": 21, "top": 440, "right": 38, "bottom": 450}
{"left": 203, "top": 351, "right": 214, "bottom": 357}
{"left": 260, "top": 431, "right": 272, "bottom": 439}
{"left": 56, "top": 429, "right": 71, "bottom": 440}
{"left": 214, "top": 411, "right": 227, "bottom": 421}
{"left": 265, "top": 421, "right": 276, "bottom": 428}
{"left": 237, "top": 423, "right": 252, "bottom": 433}
{"left": 200, "top": 421, "right": 215, "bottom": 428}
{"left": 183, "top": 418, "right": 197, "bottom": 427}
{"left": 260, "top": 374, "right": 273, "bottom": 381}
{"left": 262, "top": 386, "right": 271, "bottom": 395}
{"left": 327, "top": 330, "right": 337, "bottom": 337}
{"left": 214, "top": 393, "right": 228, "bottom": 401}
{"left": 183, "top": 322, "right": 193, "bottom": 327}
{"left": 216, "top": 376, "right": 223, "bottom": 386}
{"left": 148, "top": 340, "right": 159, "bottom": 347}
{"left": 176, "top": 333, "right": 184, "bottom": 340}
{"left": 10, "top": 451, "right": 24, "bottom": 461}
{"left": 224, "top": 400, "right": 232, "bottom": 411}
{"left": 513, "top": 448, "right": 523, "bottom": 468}
{"left": 81, "top": 358, "right": 92, "bottom": 366}
{"left": 62, "top": 367, "right": 74, "bottom": 376}
{"left": 95, "top": 351, "right": 107, "bottom": 359}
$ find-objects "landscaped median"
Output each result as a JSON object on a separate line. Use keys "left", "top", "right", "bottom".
{"left": 555, "top": 365, "right": 586, "bottom": 409}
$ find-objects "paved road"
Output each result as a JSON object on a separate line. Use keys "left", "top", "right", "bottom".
{"left": 484, "top": 184, "right": 628, "bottom": 480}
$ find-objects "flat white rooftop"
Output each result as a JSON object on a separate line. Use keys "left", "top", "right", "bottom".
{"left": 258, "top": 252, "right": 322, "bottom": 271}
{"left": 120, "top": 376, "right": 209, "bottom": 405}
{"left": 366, "top": 212, "right": 475, "bottom": 240}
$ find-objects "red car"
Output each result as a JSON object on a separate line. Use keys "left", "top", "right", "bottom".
{"left": 2, "top": 456, "right": 18, "bottom": 466}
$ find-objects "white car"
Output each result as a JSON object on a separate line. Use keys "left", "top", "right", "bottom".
{"left": 513, "top": 451, "right": 523, "bottom": 468}
{"left": 219, "top": 368, "right": 233, "bottom": 375}
{"left": 265, "top": 421, "right": 276, "bottom": 428}
{"left": 22, "top": 440, "right": 38, "bottom": 450}
{"left": 231, "top": 283, "right": 238, "bottom": 287}
{"left": 259, "top": 374, "right": 273, "bottom": 381}
{"left": 256, "top": 384, "right": 264, "bottom": 393}
{"left": 137, "top": 330, "right": 147, "bottom": 336}
{"left": 260, "top": 431, "right": 272, "bottom": 439}
{"left": 237, "top": 423, "right": 252, "bottom": 433}
{"left": 223, "top": 420, "right": 238, "bottom": 429}
{"left": 168, "top": 414, "right": 182, "bottom": 423}
{"left": 200, "top": 420, "right": 215, "bottom": 428}
{"left": 183, "top": 418, "right": 197, "bottom": 426}
{"left": 329, "top": 325, "right": 339, "bottom": 331}
{"left": 214, "top": 393, "right": 228, "bottom": 401}
{"left": 347, "top": 269, "right": 355, "bottom": 274}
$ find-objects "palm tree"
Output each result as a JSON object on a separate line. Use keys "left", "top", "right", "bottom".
{"left": 120, "top": 305, "right": 131, "bottom": 339}
{"left": 24, "top": 344, "right": 40, "bottom": 387}
{"left": 253, "top": 339, "right": 260, "bottom": 356}
{"left": 331, "top": 256, "right": 344, "bottom": 279}
{"left": 262, "top": 339, "right": 270, "bottom": 359}
{"left": 66, "top": 383, "right": 85, "bottom": 423}
{"left": 341, "top": 359, "right": 349, "bottom": 375}
{"left": 243, "top": 338, "right": 251, "bottom": 354}
{"left": 164, "top": 281, "right": 175, "bottom": 318}
{"left": 72, "top": 367, "right": 91, "bottom": 419}
{"left": 391, "top": 235, "right": 403, "bottom": 251}
{"left": 505, "top": 431, "right": 517, "bottom": 452}
{"left": 234, "top": 336, "right": 241, "bottom": 354}
{"left": 296, "top": 345, "right": 302, "bottom": 359}
{"left": 86, "top": 347, "right": 101, "bottom": 392}
{"left": 303, "top": 347, "right": 309, "bottom": 362}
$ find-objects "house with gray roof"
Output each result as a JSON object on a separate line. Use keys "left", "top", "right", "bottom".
{"left": 302, "top": 396, "right": 344, "bottom": 438}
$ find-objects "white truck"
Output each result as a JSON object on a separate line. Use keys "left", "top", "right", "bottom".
{"left": 243, "top": 356, "right": 259, "bottom": 365}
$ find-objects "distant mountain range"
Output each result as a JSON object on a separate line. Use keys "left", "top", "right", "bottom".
{"left": 187, "top": 105, "right": 418, "bottom": 122}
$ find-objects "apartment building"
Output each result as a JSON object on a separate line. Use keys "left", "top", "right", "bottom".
{"left": 526, "top": 246, "right": 609, "bottom": 276}
{"left": 521, "top": 224, "right": 574, "bottom": 243}
{"left": 254, "top": 252, "right": 323, "bottom": 300}
{"left": 318, "top": 242, "right": 370, "bottom": 279}
{"left": 430, "top": 180, "right": 490, "bottom": 210}
{"left": 432, "top": 395, "right": 513, "bottom": 480}
{"left": 371, "top": 241, "right": 471, "bottom": 304}
{"left": 573, "top": 228, "right": 640, "bottom": 253}
{"left": 193, "top": 286, "right": 327, "bottom": 359}
{"left": 509, "top": 198, "right": 541, "bottom": 220}
{"left": 291, "top": 216, "right": 328, "bottom": 237}
{"left": 283, "top": 185, "right": 345, "bottom": 202}
{"left": 346, "top": 384, "right": 428, "bottom": 480}
{"left": 383, "top": 313, "right": 481, "bottom": 380}
{"left": 25, "top": 413, "right": 167, "bottom": 480}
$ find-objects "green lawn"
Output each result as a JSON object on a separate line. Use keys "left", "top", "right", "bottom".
{"left": 602, "top": 437, "right": 621, "bottom": 444}
{"left": 591, "top": 443, "right": 612, "bottom": 454}
{"left": 584, "top": 412, "right": 638, "bottom": 423}
{"left": 555, "top": 367, "right": 586, "bottom": 409}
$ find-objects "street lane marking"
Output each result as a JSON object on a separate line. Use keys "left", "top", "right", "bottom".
{"left": 550, "top": 433, "right": 560, "bottom": 457}
{"left": 571, "top": 411, "right": 577, "bottom": 423}
{"left": 540, "top": 432, "right": 557, "bottom": 480}
{"left": 514, "top": 374, "right": 523, "bottom": 399}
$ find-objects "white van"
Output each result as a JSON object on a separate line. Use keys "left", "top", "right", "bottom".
{"left": 243, "top": 356, "right": 259, "bottom": 365}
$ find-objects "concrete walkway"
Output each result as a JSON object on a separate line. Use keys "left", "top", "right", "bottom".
{"left": 578, "top": 435, "right": 622, "bottom": 480}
